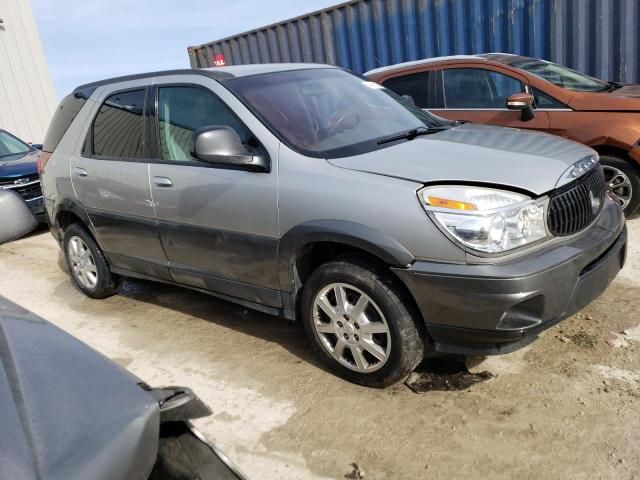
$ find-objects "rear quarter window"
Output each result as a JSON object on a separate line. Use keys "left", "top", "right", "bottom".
{"left": 43, "top": 88, "right": 95, "bottom": 153}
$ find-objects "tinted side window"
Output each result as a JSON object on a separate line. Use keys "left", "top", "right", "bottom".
{"left": 532, "top": 87, "right": 566, "bottom": 109}
{"left": 443, "top": 69, "right": 522, "bottom": 108}
{"left": 157, "top": 86, "right": 250, "bottom": 162}
{"left": 92, "top": 89, "right": 146, "bottom": 159}
{"left": 382, "top": 72, "right": 430, "bottom": 108}
{"left": 43, "top": 88, "right": 95, "bottom": 153}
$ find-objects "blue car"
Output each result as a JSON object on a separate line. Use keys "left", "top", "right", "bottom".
{"left": 0, "top": 129, "right": 45, "bottom": 221}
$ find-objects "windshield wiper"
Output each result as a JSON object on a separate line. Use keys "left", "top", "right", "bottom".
{"left": 377, "top": 126, "right": 440, "bottom": 145}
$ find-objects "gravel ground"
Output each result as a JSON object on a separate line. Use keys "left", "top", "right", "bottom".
{"left": 1, "top": 221, "right": 639, "bottom": 480}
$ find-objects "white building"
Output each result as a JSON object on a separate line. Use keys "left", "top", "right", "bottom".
{"left": 0, "top": 0, "right": 56, "bottom": 143}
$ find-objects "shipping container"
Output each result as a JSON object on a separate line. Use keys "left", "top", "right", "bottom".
{"left": 188, "top": 0, "right": 640, "bottom": 84}
{"left": 0, "top": 0, "right": 56, "bottom": 143}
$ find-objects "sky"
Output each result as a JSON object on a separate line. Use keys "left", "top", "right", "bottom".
{"left": 32, "top": 0, "right": 340, "bottom": 99}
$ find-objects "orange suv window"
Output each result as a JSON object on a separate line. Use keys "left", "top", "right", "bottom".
{"left": 443, "top": 69, "right": 523, "bottom": 109}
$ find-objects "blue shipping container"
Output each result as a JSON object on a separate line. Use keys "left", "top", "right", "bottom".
{"left": 188, "top": 0, "right": 640, "bottom": 84}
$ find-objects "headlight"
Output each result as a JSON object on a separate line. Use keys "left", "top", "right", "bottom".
{"left": 418, "top": 186, "right": 549, "bottom": 254}
{"left": 556, "top": 155, "right": 598, "bottom": 187}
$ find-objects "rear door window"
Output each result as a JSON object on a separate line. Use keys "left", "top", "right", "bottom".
{"left": 91, "top": 89, "right": 146, "bottom": 159}
{"left": 382, "top": 72, "right": 432, "bottom": 108}
{"left": 43, "top": 88, "right": 95, "bottom": 153}
{"left": 443, "top": 68, "right": 523, "bottom": 108}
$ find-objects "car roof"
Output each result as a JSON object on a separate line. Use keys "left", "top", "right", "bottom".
{"left": 72, "top": 63, "right": 336, "bottom": 94}
{"left": 211, "top": 62, "right": 333, "bottom": 76}
{"left": 364, "top": 53, "right": 541, "bottom": 77}
{"left": 477, "top": 53, "right": 536, "bottom": 65}
{"left": 364, "top": 55, "right": 484, "bottom": 76}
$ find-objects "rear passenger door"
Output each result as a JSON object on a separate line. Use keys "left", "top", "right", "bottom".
{"left": 147, "top": 76, "right": 281, "bottom": 309}
{"left": 431, "top": 67, "right": 550, "bottom": 132}
{"left": 71, "top": 82, "right": 170, "bottom": 280}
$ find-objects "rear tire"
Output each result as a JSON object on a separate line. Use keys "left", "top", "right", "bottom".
{"left": 63, "top": 223, "right": 120, "bottom": 299}
{"left": 600, "top": 155, "right": 640, "bottom": 216}
{"left": 300, "top": 257, "right": 424, "bottom": 388}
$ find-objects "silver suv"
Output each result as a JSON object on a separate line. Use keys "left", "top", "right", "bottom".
{"left": 40, "top": 64, "right": 626, "bottom": 387}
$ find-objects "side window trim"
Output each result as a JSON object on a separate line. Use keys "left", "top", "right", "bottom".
{"left": 148, "top": 82, "right": 269, "bottom": 170}
{"left": 440, "top": 67, "right": 525, "bottom": 110}
{"left": 83, "top": 86, "right": 150, "bottom": 162}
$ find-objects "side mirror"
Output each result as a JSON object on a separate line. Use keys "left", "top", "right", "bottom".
{"left": 192, "top": 126, "right": 268, "bottom": 172}
{"left": 506, "top": 93, "right": 536, "bottom": 122}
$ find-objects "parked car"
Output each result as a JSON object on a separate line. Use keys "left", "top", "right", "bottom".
{"left": 40, "top": 64, "right": 626, "bottom": 387}
{"left": 0, "top": 129, "right": 46, "bottom": 221}
{"left": 0, "top": 295, "right": 247, "bottom": 480}
{"left": 366, "top": 54, "right": 640, "bottom": 215}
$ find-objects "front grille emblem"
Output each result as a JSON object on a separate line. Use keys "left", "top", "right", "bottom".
{"left": 13, "top": 177, "right": 30, "bottom": 185}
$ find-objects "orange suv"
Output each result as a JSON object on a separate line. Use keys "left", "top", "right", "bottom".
{"left": 366, "top": 54, "right": 640, "bottom": 215}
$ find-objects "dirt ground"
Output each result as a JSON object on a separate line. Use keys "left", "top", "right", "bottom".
{"left": 1, "top": 221, "right": 639, "bottom": 480}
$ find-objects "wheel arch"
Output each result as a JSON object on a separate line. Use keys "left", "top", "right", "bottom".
{"left": 592, "top": 145, "right": 639, "bottom": 168}
{"left": 278, "top": 220, "right": 416, "bottom": 320}
{"left": 53, "top": 198, "right": 99, "bottom": 246}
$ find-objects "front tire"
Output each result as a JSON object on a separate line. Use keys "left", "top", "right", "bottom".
{"left": 301, "top": 257, "right": 424, "bottom": 388}
{"left": 600, "top": 155, "right": 640, "bottom": 216}
{"left": 63, "top": 223, "right": 120, "bottom": 299}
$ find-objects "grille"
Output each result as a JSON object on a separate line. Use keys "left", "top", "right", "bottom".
{"left": 0, "top": 175, "right": 43, "bottom": 201}
{"left": 547, "top": 166, "right": 605, "bottom": 236}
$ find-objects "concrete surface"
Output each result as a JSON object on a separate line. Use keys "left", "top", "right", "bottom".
{"left": 1, "top": 222, "right": 639, "bottom": 480}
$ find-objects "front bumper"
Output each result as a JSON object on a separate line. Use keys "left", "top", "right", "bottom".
{"left": 393, "top": 198, "right": 626, "bottom": 356}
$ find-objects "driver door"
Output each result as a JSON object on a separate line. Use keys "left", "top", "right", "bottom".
{"left": 147, "top": 76, "right": 281, "bottom": 308}
{"left": 430, "top": 66, "right": 550, "bottom": 132}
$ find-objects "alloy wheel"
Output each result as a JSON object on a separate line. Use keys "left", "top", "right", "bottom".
{"left": 312, "top": 282, "right": 391, "bottom": 373}
{"left": 602, "top": 165, "right": 632, "bottom": 210}
{"left": 67, "top": 236, "right": 98, "bottom": 289}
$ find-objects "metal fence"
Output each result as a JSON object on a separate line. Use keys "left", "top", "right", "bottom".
{"left": 188, "top": 0, "right": 640, "bottom": 84}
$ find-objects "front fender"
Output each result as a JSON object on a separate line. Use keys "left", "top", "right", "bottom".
{"left": 277, "top": 219, "right": 415, "bottom": 293}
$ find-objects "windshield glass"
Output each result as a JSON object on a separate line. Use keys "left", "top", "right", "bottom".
{"left": 224, "top": 68, "right": 446, "bottom": 158}
{"left": 0, "top": 130, "right": 31, "bottom": 159}
{"left": 509, "top": 58, "right": 608, "bottom": 92}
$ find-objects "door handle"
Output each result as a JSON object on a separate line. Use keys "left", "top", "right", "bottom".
{"left": 153, "top": 176, "right": 173, "bottom": 187}
{"left": 74, "top": 167, "right": 88, "bottom": 177}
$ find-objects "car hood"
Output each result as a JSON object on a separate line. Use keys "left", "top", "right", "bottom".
{"left": 0, "top": 296, "right": 160, "bottom": 480}
{"left": 568, "top": 85, "right": 640, "bottom": 111}
{"left": 0, "top": 150, "right": 38, "bottom": 179}
{"left": 328, "top": 123, "right": 594, "bottom": 195}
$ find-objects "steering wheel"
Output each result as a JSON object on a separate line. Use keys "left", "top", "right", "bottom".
{"left": 327, "top": 110, "right": 359, "bottom": 137}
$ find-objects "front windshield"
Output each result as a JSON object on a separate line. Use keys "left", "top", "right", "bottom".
{"left": 0, "top": 130, "right": 31, "bottom": 159}
{"left": 509, "top": 58, "right": 608, "bottom": 92}
{"left": 224, "top": 68, "right": 445, "bottom": 158}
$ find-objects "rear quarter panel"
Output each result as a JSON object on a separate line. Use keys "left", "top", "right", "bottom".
{"left": 40, "top": 89, "right": 104, "bottom": 231}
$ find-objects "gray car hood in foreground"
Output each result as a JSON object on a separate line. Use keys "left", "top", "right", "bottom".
{"left": 0, "top": 296, "right": 159, "bottom": 480}
{"left": 329, "top": 123, "right": 595, "bottom": 195}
